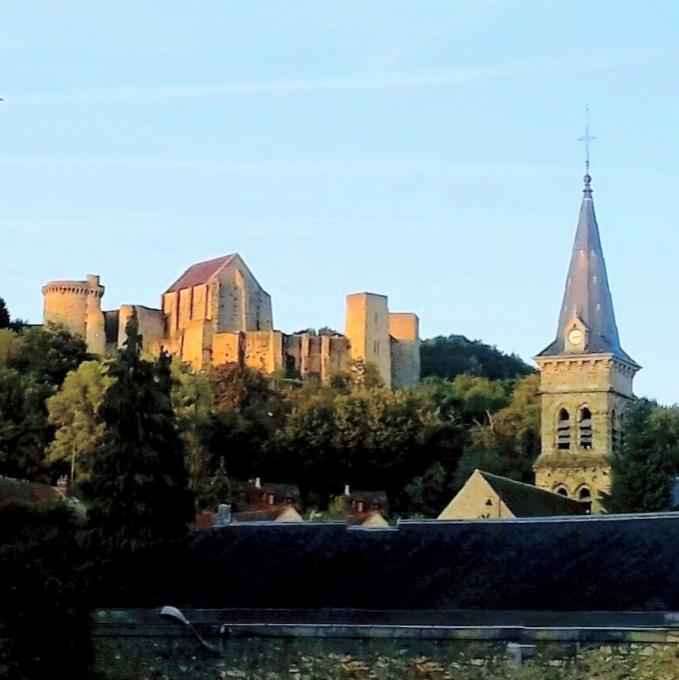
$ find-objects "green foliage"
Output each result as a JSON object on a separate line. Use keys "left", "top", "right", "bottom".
{"left": 453, "top": 374, "right": 541, "bottom": 490}
{"left": 81, "top": 314, "right": 194, "bottom": 557}
{"left": 603, "top": 399, "right": 678, "bottom": 513}
{"left": 421, "top": 334, "right": 534, "bottom": 381}
{"left": 0, "top": 502, "right": 92, "bottom": 680}
{"left": 0, "top": 326, "right": 90, "bottom": 481}
{"left": 171, "top": 359, "right": 213, "bottom": 499}
{"left": 46, "top": 360, "right": 112, "bottom": 483}
{"left": 0, "top": 296, "right": 10, "bottom": 329}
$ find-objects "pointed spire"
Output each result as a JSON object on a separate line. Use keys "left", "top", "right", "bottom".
{"left": 538, "top": 172, "right": 638, "bottom": 366}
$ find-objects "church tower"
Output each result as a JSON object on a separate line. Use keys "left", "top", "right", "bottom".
{"left": 533, "top": 170, "right": 640, "bottom": 512}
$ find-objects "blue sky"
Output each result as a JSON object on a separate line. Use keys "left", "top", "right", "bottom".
{"left": 2, "top": 1, "right": 679, "bottom": 402}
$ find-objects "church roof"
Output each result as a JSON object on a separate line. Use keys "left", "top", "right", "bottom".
{"left": 537, "top": 173, "right": 638, "bottom": 366}
{"left": 477, "top": 471, "right": 587, "bottom": 517}
{"left": 165, "top": 254, "right": 236, "bottom": 293}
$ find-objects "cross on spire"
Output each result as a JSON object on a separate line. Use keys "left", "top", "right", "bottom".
{"left": 578, "top": 105, "right": 596, "bottom": 174}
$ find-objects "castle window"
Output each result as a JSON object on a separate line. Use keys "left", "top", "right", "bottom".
{"left": 554, "top": 485, "right": 569, "bottom": 497}
{"left": 557, "top": 409, "right": 571, "bottom": 450}
{"left": 579, "top": 407, "right": 593, "bottom": 450}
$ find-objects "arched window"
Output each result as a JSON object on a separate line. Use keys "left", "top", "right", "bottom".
{"left": 579, "top": 407, "right": 593, "bottom": 450}
{"left": 554, "top": 485, "right": 569, "bottom": 497}
{"left": 557, "top": 408, "right": 571, "bottom": 450}
{"left": 578, "top": 486, "right": 592, "bottom": 513}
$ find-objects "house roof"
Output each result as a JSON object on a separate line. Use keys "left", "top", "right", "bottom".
{"left": 184, "top": 513, "right": 679, "bottom": 611}
{"left": 537, "top": 173, "right": 638, "bottom": 366}
{"left": 257, "top": 483, "right": 301, "bottom": 499}
{"left": 478, "top": 470, "right": 588, "bottom": 517}
{"left": 164, "top": 254, "right": 236, "bottom": 293}
{"left": 0, "top": 475, "right": 64, "bottom": 505}
{"left": 349, "top": 490, "right": 388, "bottom": 506}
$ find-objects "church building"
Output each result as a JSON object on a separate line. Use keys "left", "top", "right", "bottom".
{"left": 533, "top": 170, "right": 640, "bottom": 512}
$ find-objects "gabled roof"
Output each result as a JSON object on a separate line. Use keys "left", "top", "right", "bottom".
{"left": 478, "top": 471, "right": 587, "bottom": 517}
{"left": 164, "top": 254, "right": 236, "bottom": 293}
{"left": 537, "top": 174, "right": 638, "bottom": 366}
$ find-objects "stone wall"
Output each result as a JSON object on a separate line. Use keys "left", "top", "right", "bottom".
{"left": 389, "top": 313, "right": 420, "bottom": 389}
{"left": 93, "top": 636, "right": 679, "bottom": 680}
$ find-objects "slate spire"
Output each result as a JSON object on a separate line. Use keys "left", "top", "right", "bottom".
{"left": 538, "top": 172, "right": 638, "bottom": 366}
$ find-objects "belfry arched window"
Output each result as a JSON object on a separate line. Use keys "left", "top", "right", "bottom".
{"left": 579, "top": 407, "right": 593, "bottom": 450}
{"left": 557, "top": 408, "right": 571, "bottom": 450}
{"left": 611, "top": 409, "right": 622, "bottom": 454}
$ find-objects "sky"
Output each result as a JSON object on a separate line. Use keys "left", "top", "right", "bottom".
{"left": 2, "top": 1, "right": 679, "bottom": 403}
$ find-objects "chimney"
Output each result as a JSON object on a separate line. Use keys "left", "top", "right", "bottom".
{"left": 215, "top": 504, "right": 232, "bottom": 526}
{"left": 344, "top": 484, "right": 351, "bottom": 496}
{"left": 255, "top": 477, "right": 261, "bottom": 489}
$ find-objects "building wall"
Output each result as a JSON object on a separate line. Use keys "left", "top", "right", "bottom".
{"left": 215, "top": 257, "right": 273, "bottom": 333}
{"left": 117, "top": 305, "right": 166, "bottom": 354}
{"left": 345, "top": 293, "right": 392, "bottom": 388}
{"left": 534, "top": 356, "right": 636, "bottom": 512}
{"left": 438, "top": 472, "right": 513, "bottom": 520}
{"left": 389, "top": 313, "right": 420, "bottom": 389}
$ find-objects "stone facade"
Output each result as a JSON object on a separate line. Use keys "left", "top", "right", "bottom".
{"left": 42, "top": 253, "right": 420, "bottom": 388}
{"left": 534, "top": 355, "right": 636, "bottom": 511}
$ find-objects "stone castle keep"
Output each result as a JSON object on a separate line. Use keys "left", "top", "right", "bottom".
{"left": 42, "top": 254, "right": 420, "bottom": 389}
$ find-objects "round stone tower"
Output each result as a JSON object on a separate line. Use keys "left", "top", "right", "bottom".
{"left": 42, "top": 274, "right": 106, "bottom": 354}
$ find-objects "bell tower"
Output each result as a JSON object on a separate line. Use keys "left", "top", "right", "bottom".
{"left": 533, "top": 170, "right": 640, "bottom": 512}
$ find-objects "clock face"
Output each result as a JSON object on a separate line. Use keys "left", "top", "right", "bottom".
{"left": 568, "top": 328, "right": 584, "bottom": 345}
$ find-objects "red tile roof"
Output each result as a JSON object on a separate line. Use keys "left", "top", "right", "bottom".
{"left": 164, "top": 254, "right": 236, "bottom": 293}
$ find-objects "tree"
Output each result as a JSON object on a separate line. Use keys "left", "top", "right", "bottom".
{"left": 420, "top": 334, "right": 534, "bottom": 381}
{"left": 46, "top": 360, "right": 111, "bottom": 483}
{"left": 603, "top": 399, "right": 678, "bottom": 513}
{"left": 0, "top": 326, "right": 90, "bottom": 481}
{"left": 0, "top": 297, "right": 10, "bottom": 329}
{"left": 81, "top": 314, "right": 194, "bottom": 557}
{"left": 453, "top": 374, "right": 541, "bottom": 490}
{"left": 171, "top": 359, "right": 213, "bottom": 501}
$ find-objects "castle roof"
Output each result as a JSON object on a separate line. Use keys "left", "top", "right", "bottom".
{"left": 537, "top": 173, "right": 638, "bottom": 366}
{"left": 165, "top": 254, "right": 236, "bottom": 293}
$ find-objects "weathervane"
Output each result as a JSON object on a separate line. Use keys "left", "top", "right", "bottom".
{"left": 578, "top": 105, "right": 596, "bottom": 173}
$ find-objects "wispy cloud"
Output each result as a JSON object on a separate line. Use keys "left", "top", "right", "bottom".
{"left": 6, "top": 56, "right": 593, "bottom": 106}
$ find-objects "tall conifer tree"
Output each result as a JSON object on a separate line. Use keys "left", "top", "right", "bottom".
{"left": 603, "top": 399, "right": 675, "bottom": 513}
{"left": 82, "top": 313, "right": 194, "bottom": 555}
{"left": 0, "top": 297, "right": 10, "bottom": 329}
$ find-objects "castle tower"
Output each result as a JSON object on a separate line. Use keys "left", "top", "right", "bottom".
{"left": 345, "top": 293, "right": 392, "bottom": 388}
{"left": 42, "top": 274, "right": 106, "bottom": 354}
{"left": 533, "top": 171, "right": 640, "bottom": 512}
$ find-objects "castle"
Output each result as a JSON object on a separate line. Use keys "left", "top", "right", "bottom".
{"left": 42, "top": 254, "right": 420, "bottom": 389}
{"left": 533, "top": 170, "right": 640, "bottom": 511}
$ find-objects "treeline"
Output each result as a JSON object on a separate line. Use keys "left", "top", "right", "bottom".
{"left": 0, "top": 313, "right": 540, "bottom": 519}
